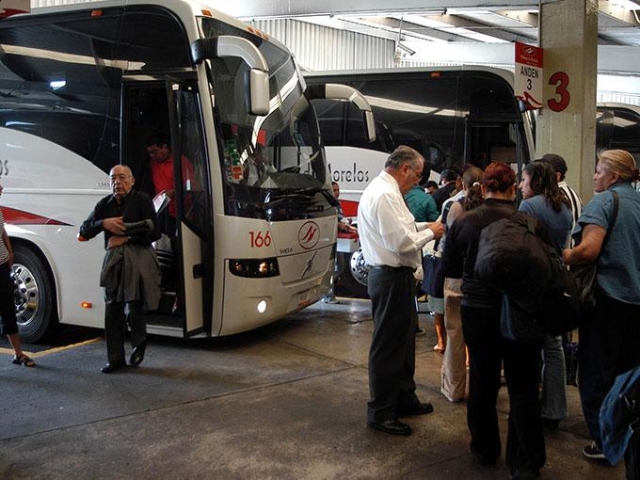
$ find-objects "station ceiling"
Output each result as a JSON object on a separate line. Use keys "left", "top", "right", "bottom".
{"left": 211, "top": 0, "right": 640, "bottom": 75}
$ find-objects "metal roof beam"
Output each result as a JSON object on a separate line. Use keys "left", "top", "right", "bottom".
{"left": 344, "top": 16, "right": 463, "bottom": 43}
{"left": 413, "top": 13, "right": 536, "bottom": 43}
{"left": 210, "top": 0, "right": 540, "bottom": 19}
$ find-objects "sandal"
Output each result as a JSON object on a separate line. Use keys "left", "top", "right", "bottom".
{"left": 12, "top": 354, "right": 36, "bottom": 367}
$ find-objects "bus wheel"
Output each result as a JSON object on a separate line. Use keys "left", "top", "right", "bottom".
{"left": 338, "top": 249, "right": 369, "bottom": 298}
{"left": 12, "top": 245, "right": 57, "bottom": 343}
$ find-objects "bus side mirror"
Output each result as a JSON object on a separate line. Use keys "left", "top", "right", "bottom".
{"left": 248, "top": 69, "right": 270, "bottom": 116}
{"left": 306, "top": 83, "right": 377, "bottom": 143}
{"left": 191, "top": 36, "right": 270, "bottom": 116}
{"left": 325, "top": 84, "right": 376, "bottom": 143}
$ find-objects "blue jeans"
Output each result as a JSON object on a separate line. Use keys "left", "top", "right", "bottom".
{"left": 541, "top": 334, "right": 567, "bottom": 420}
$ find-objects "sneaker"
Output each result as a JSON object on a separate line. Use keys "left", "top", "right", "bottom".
{"left": 582, "top": 441, "right": 606, "bottom": 460}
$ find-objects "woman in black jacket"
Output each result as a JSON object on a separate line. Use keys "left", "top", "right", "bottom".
{"left": 443, "top": 162, "right": 545, "bottom": 480}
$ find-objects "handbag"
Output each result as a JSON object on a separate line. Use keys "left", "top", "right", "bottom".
{"left": 571, "top": 262, "right": 598, "bottom": 313}
{"left": 500, "top": 294, "right": 545, "bottom": 344}
{"left": 421, "top": 254, "right": 445, "bottom": 297}
{"left": 570, "top": 191, "right": 619, "bottom": 314}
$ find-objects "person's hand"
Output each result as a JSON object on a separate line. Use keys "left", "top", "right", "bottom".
{"left": 102, "top": 217, "right": 125, "bottom": 235}
{"left": 107, "top": 235, "right": 129, "bottom": 250}
{"left": 338, "top": 223, "right": 357, "bottom": 234}
{"left": 427, "top": 221, "right": 445, "bottom": 240}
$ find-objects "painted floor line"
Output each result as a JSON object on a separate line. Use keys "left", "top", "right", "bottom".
{"left": 0, "top": 336, "right": 103, "bottom": 358}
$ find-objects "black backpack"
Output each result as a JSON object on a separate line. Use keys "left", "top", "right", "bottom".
{"left": 474, "top": 211, "right": 578, "bottom": 337}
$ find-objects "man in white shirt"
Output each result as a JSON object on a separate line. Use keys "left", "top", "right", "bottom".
{"left": 358, "top": 145, "right": 444, "bottom": 436}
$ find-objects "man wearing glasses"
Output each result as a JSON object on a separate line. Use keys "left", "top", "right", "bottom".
{"left": 80, "top": 165, "right": 161, "bottom": 373}
{"left": 358, "top": 146, "right": 444, "bottom": 435}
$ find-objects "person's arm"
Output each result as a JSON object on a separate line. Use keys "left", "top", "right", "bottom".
{"left": 381, "top": 193, "right": 443, "bottom": 254}
{"left": 446, "top": 201, "right": 463, "bottom": 228}
{"left": 129, "top": 194, "right": 161, "bottom": 245}
{"left": 562, "top": 223, "right": 606, "bottom": 265}
{"left": 79, "top": 200, "right": 124, "bottom": 241}
{"left": 442, "top": 219, "right": 463, "bottom": 278}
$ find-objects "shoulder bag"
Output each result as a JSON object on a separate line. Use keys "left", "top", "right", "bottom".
{"left": 571, "top": 190, "right": 619, "bottom": 314}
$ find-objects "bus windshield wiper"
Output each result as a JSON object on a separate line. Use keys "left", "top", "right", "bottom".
{"left": 280, "top": 186, "right": 339, "bottom": 207}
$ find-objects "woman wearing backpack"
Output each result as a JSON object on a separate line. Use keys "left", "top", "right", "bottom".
{"left": 443, "top": 162, "right": 545, "bottom": 480}
{"left": 563, "top": 149, "right": 640, "bottom": 472}
{"left": 518, "top": 160, "right": 573, "bottom": 433}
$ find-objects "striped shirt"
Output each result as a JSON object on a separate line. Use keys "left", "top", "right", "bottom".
{"left": 559, "top": 181, "right": 582, "bottom": 227}
{"left": 0, "top": 209, "right": 9, "bottom": 265}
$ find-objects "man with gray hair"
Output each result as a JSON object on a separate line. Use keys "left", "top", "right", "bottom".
{"left": 358, "top": 145, "right": 444, "bottom": 436}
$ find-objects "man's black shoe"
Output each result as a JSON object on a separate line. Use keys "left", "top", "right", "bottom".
{"left": 542, "top": 417, "right": 560, "bottom": 432}
{"left": 398, "top": 402, "right": 434, "bottom": 417}
{"left": 129, "top": 342, "right": 146, "bottom": 367}
{"left": 470, "top": 445, "right": 499, "bottom": 468}
{"left": 367, "top": 419, "right": 412, "bottom": 436}
{"left": 101, "top": 360, "right": 126, "bottom": 374}
{"left": 509, "top": 470, "right": 540, "bottom": 480}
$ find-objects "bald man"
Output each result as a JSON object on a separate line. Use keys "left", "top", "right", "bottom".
{"left": 80, "top": 165, "right": 161, "bottom": 373}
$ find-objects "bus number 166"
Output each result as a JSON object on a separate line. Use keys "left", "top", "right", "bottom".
{"left": 250, "top": 231, "right": 272, "bottom": 248}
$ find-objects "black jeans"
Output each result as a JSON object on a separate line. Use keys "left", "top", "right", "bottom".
{"left": 367, "top": 266, "right": 419, "bottom": 422}
{"left": 0, "top": 262, "right": 18, "bottom": 335}
{"left": 462, "top": 304, "right": 545, "bottom": 474}
{"left": 105, "top": 300, "right": 146, "bottom": 363}
{"left": 579, "top": 287, "right": 640, "bottom": 475}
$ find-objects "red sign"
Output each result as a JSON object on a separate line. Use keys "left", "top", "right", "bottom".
{"left": 516, "top": 43, "right": 543, "bottom": 68}
{"left": 515, "top": 42, "right": 544, "bottom": 110}
{"left": 0, "top": 0, "right": 30, "bottom": 18}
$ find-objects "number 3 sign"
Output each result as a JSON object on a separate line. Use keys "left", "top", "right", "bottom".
{"left": 547, "top": 71, "right": 570, "bottom": 112}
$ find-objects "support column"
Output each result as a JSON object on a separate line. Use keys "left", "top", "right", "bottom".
{"left": 536, "top": 0, "right": 598, "bottom": 202}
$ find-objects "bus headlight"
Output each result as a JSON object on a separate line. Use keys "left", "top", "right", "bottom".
{"left": 257, "top": 300, "right": 267, "bottom": 313}
{"left": 229, "top": 258, "right": 280, "bottom": 278}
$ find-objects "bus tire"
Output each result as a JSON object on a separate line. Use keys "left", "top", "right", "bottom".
{"left": 338, "top": 250, "right": 369, "bottom": 298}
{"left": 12, "top": 245, "right": 58, "bottom": 343}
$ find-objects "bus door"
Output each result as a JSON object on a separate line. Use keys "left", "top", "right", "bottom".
{"left": 464, "top": 118, "right": 529, "bottom": 172}
{"left": 166, "top": 80, "right": 213, "bottom": 337}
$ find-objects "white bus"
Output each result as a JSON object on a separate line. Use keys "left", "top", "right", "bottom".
{"left": 0, "top": 0, "right": 374, "bottom": 341}
{"left": 597, "top": 102, "right": 640, "bottom": 163}
{"left": 305, "top": 67, "right": 536, "bottom": 295}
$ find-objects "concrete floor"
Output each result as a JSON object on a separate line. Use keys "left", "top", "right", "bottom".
{"left": 0, "top": 298, "right": 623, "bottom": 479}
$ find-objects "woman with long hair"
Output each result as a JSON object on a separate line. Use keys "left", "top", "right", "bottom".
{"left": 441, "top": 166, "right": 483, "bottom": 402}
{"left": 519, "top": 159, "right": 572, "bottom": 432}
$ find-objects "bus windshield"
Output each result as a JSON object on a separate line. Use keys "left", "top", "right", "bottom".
{"left": 201, "top": 18, "right": 328, "bottom": 222}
